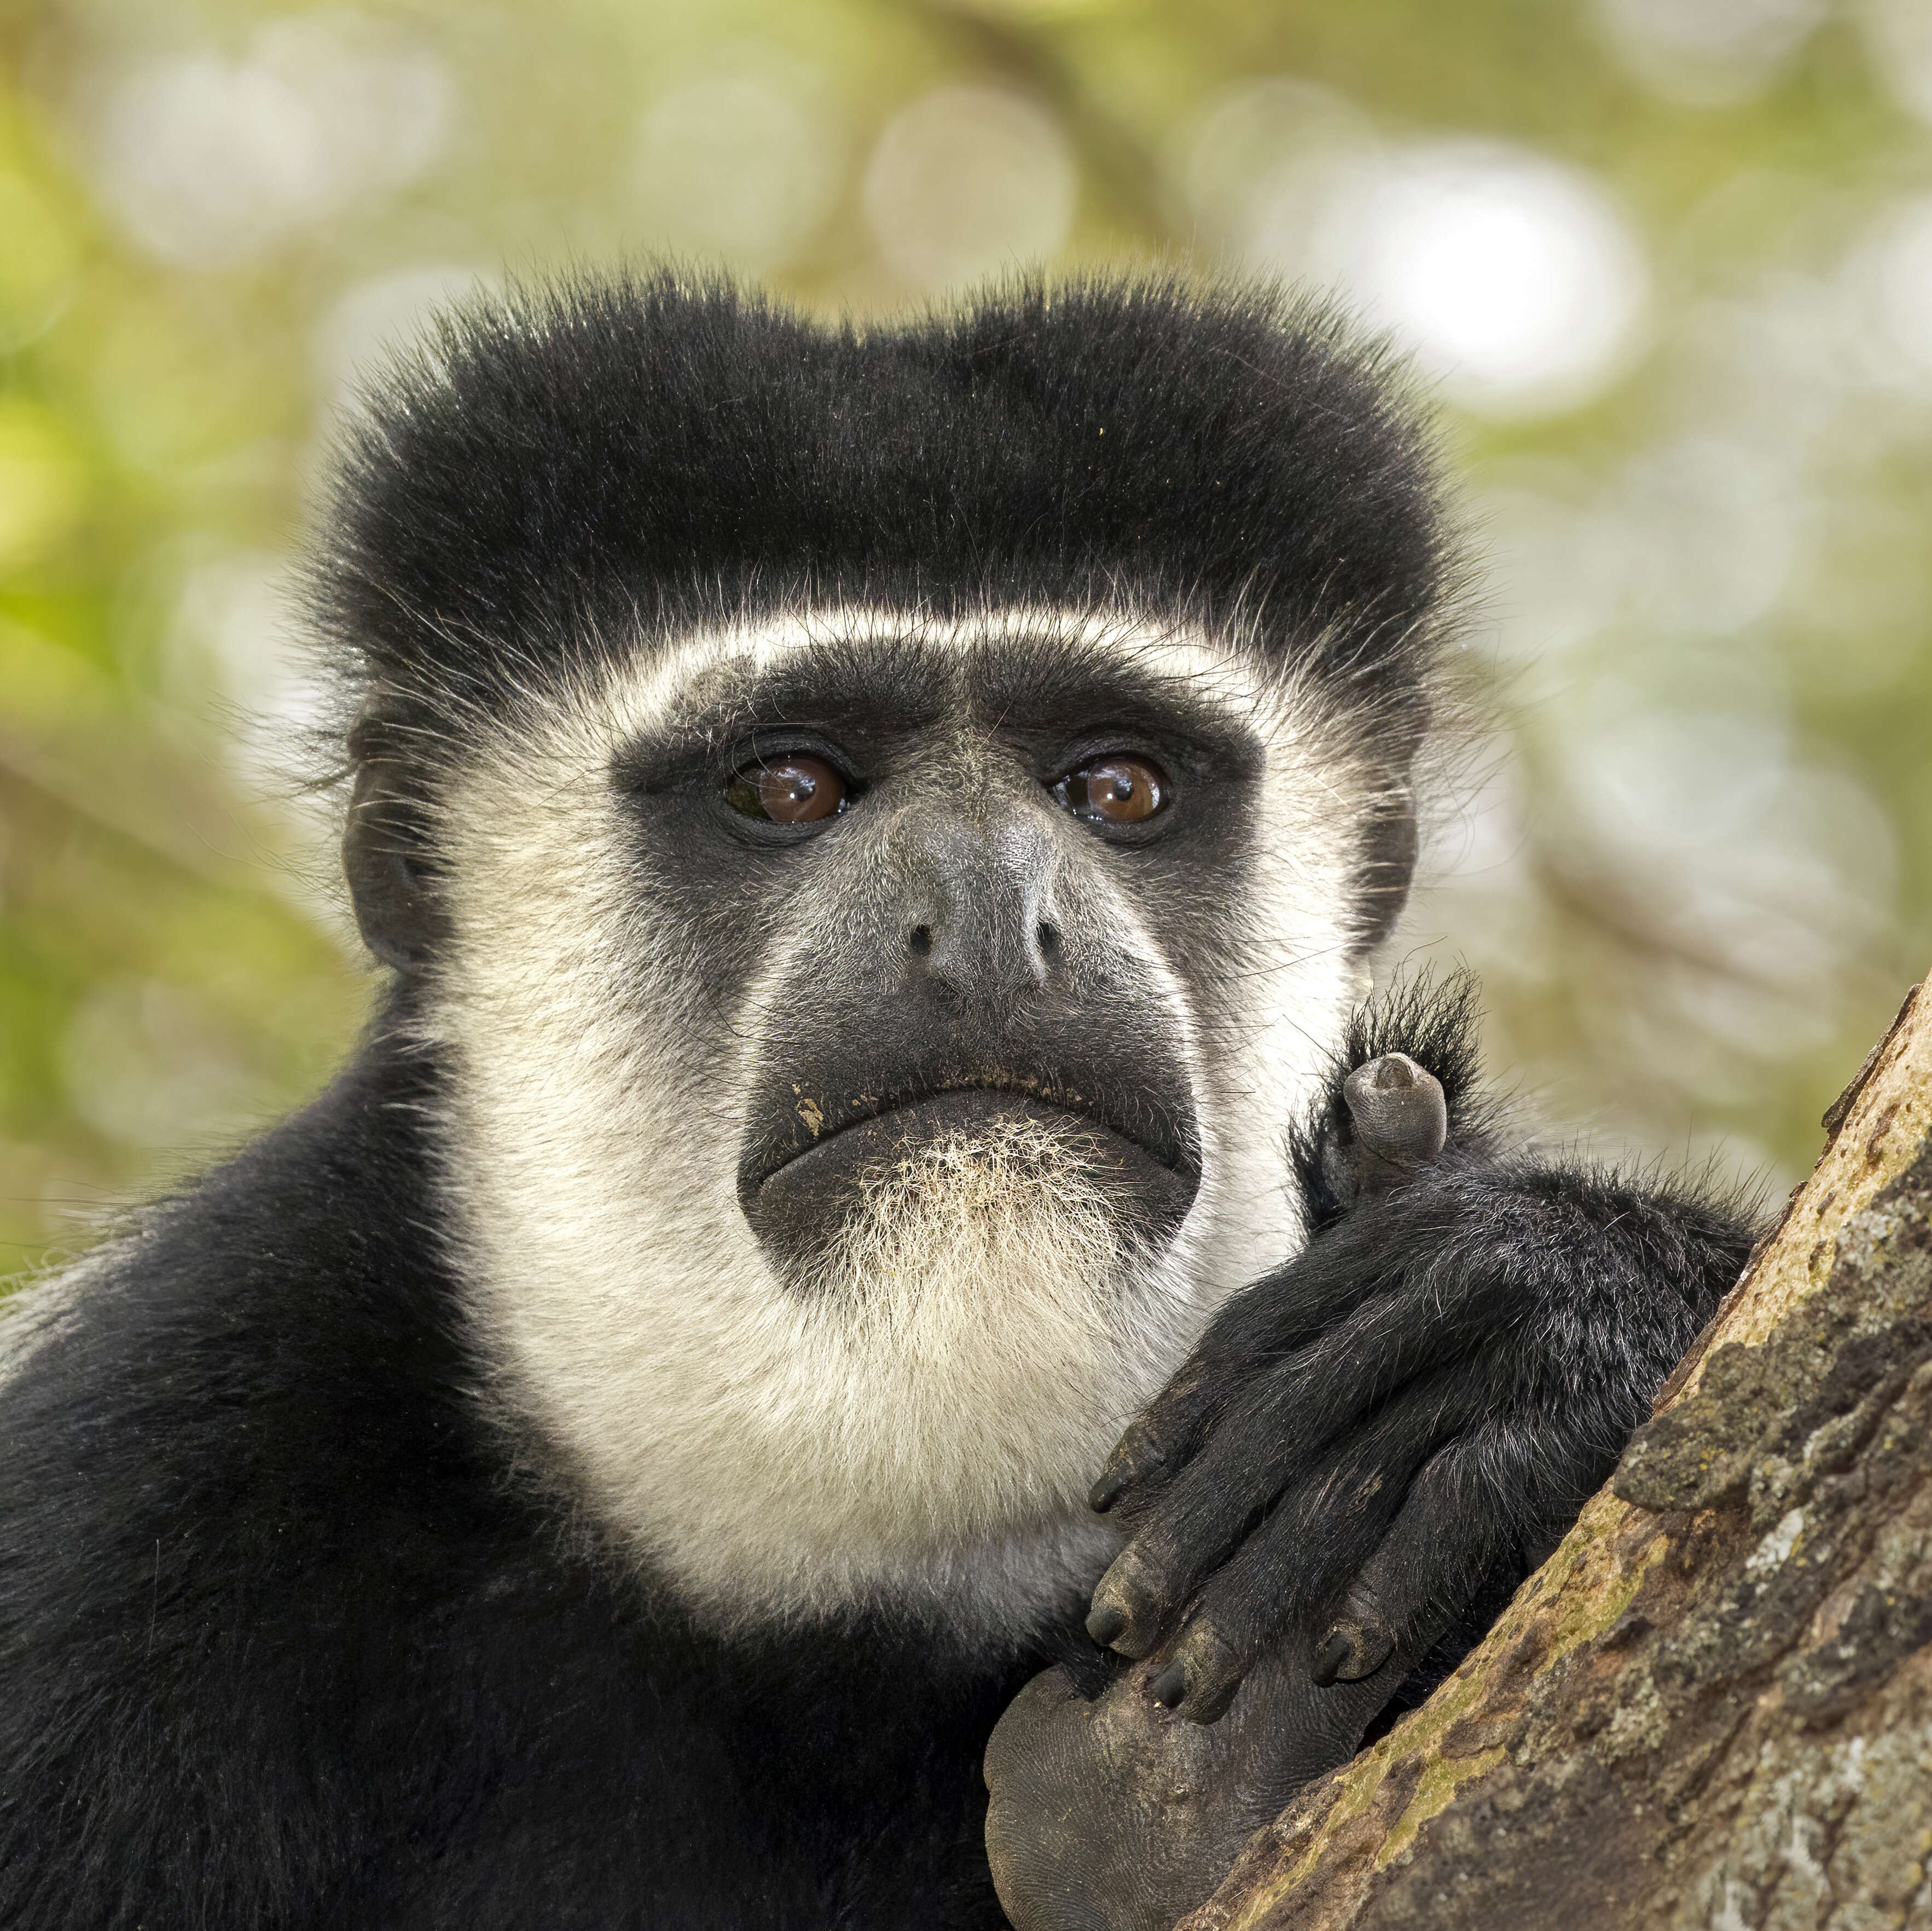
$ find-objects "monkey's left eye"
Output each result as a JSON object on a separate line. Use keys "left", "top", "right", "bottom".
{"left": 1052, "top": 755, "right": 1169, "bottom": 827}
{"left": 726, "top": 754, "right": 849, "bottom": 825}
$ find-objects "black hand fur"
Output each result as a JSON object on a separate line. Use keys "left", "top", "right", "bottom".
{"left": 1291, "top": 970, "right": 1496, "bottom": 1232}
{"left": 1086, "top": 976, "right": 1758, "bottom": 1724}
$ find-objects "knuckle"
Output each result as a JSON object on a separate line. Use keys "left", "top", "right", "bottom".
{"left": 1177, "top": 1614, "right": 1244, "bottom": 1681}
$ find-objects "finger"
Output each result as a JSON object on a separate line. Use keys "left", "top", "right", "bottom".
{"left": 1092, "top": 1162, "right": 1527, "bottom": 1554}
{"left": 1088, "top": 1189, "right": 1455, "bottom": 1525}
{"left": 1341, "top": 1053, "right": 1448, "bottom": 1193}
{"left": 1134, "top": 1385, "right": 1490, "bottom": 1724}
{"left": 1086, "top": 1325, "right": 1298, "bottom": 1523}
{"left": 1084, "top": 1421, "right": 1287, "bottom": 1659}
{"left": 1313, "top": 1416, "right": 1581, "bottom": 1678}
{"left": 1086, "top": 1291, "right": 1477, "bottom": 1659}
{"left": 1094, "top": 1272, "right": 1418, "bottom": 1533}
{"left": 1089, "top": 1173, "right": 1460, "bottom": 1524}
{"left": 1087, "top": 1402, "right": 1204, "bottom": 1518}
{"left": 1087, "top": 1346, "right": 1343, "bottom": 1655}
{"left": 1309, "top": 1577, "right": 1397, "bottom": 1688}
{"left": 1083, "top": 1503, "right": 1242, "bottom": 1659}
{"left": 1084, "top": 1289, "right": 1324, "bottom": 1521}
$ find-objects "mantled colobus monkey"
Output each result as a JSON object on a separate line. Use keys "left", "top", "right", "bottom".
{"left": 0, "top": 276, "right": 1754, "bottom": 1931}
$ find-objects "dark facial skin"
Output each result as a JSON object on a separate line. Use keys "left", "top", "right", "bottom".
{"left": 601, "top": 634, "right": 1279, "bottom": 1288}
{"left": 717, "top": 732, "right": 1196, "bottom": 1267}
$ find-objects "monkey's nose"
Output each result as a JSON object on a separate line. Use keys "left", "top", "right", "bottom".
{"left": 898, "top": 818, "right": 1063, "bottom": 1005}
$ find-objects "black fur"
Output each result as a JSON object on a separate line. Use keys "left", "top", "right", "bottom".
{"left": 330, "top": 275, "right": 1453, "bottom": 963}
{"left": 1289, "top": 967, "right": 1495, "bottom": 1232}
{"left": 1086, "top": 980, "right": 1757, "bottom": 1724}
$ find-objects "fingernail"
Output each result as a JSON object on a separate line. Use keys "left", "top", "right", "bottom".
{"left": 1088, "top": 1471, "right": 1127, "bottom": 1514}
{"left": 1086, "top": 1603, "right": 1127, "bottom": 1647}
{"left": 1372, "top": 1053, "right": 1419, "bottom": 1090}
{"left": 1149, "top": 1661, "right": 1187, "bottom": 1708}
{"left": 1313, "top": 1628, "right": 1352, "bottom": 1688}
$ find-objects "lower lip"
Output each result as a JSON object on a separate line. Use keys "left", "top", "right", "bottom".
{"left": 742, "top": 1089, "right": 1199, "bottom": 1253}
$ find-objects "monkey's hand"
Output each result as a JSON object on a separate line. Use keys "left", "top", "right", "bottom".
{"left": 1080, "top": 1053, "right": 1754, "bottom": 1725}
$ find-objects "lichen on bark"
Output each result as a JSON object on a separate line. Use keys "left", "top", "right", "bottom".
{"left": 1183, "top": 980, "right": 1932, "bottom": 1931}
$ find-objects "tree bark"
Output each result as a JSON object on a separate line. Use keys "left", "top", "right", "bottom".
{"left": 1181, "top": 977, "right": 1932, "bottom": 1931}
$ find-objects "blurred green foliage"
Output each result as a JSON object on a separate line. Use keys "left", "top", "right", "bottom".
{"left": 1, "top": 0, "right": 1928, "bottom": 1268}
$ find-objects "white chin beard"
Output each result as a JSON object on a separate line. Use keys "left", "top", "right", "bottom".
{"left": 705, "top": 1122, "right": 1164, "bottom": 1610}
{"left": 591, "top": 1120, "right": 1202, "bottom": 1637}
{"left": 786, "top": 1116, "right": 1142, "bottom": 1305}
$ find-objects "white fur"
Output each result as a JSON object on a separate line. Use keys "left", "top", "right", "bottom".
{"left": 423, "top": 605, "right": 1376, "bottom": 1635}
{"left": 0, "top": 1253, "right": 104, "bottom": 1389}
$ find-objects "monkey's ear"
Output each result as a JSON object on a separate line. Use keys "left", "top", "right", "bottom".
{"left": 1356, "top": 789, "right": 1418, "bottom": 955}
{"left": 342, "top": 727, "right": 446, "bottom": 971}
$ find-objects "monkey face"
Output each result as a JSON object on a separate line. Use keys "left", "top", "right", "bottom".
{"left": 389, "top": 605, "right": 1388, "bottom": 1631}
{"left": 727, "top": 733, "right": 1204, "bottom": 1291}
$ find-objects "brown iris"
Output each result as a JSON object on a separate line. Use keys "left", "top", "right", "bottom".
{"left": 1053, "top": 755, "right": 1168, "bottom": 826}
{"left": 726, "top": 754, "right": 848, "bottom": 824}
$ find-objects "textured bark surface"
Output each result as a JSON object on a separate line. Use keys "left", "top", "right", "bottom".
{"left": 1182, "top": 978, "right": 1932, "bottom": 1931}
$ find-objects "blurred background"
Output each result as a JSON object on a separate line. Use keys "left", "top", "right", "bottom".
{"left": 0, "top": 0, "right": 1928, "bottom": 1269}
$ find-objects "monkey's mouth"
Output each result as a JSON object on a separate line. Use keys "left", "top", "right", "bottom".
{"left": 737, "top": 1079, "right": 1201, "bottom": 1272}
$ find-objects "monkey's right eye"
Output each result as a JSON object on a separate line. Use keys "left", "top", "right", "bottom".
{"left": 726, "top": 754, "right": 849, "bottom": 825}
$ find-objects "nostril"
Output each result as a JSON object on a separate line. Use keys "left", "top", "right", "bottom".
{"left": 1036, "top": 921, "right": 1060, "bottom": 958}
{"left": 908, "top": 924, "right": 933, "bottom": 958}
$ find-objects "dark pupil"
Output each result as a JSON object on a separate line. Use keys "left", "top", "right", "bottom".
{"left": 769, "top": 767, "right": 819, "bottom": 814}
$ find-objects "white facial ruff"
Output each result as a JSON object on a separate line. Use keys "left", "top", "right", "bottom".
{"left": 421, "top": 604, "right": 1379, "bottom": 1638}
